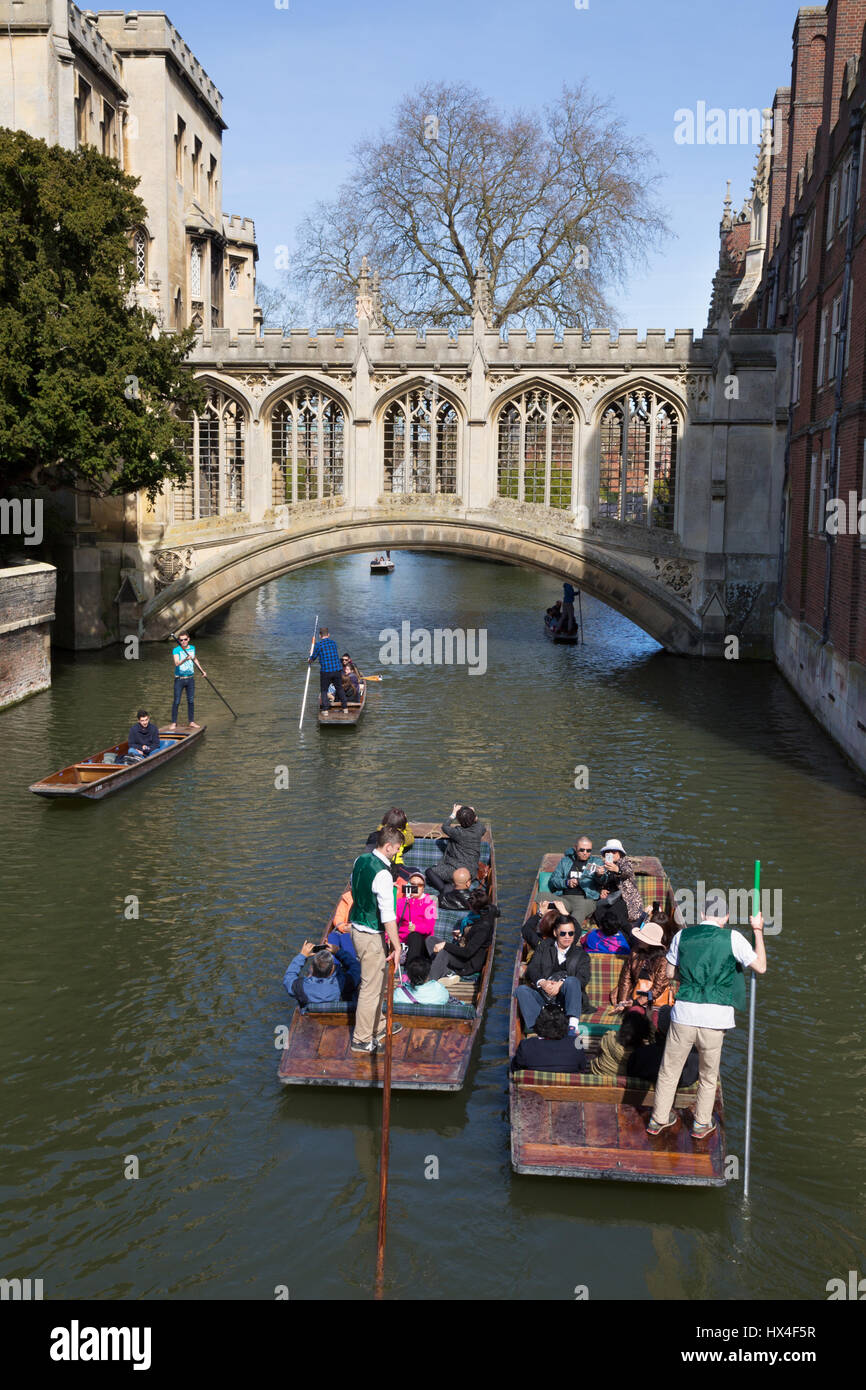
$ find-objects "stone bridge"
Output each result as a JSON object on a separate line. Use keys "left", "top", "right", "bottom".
{"left": 133, "top": 284, "right": 790, "bottom": 657}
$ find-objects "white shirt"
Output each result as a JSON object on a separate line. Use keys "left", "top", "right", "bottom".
{"left": 350, "top": 849, "right": 396, "bottom": 934}
{"left": 667, "top": 925, "right": 757, "bottom": 1030}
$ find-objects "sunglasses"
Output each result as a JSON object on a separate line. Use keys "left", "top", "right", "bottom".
{"left": 556, "top": 929, "right": 576, "bottom": 937}
{"left": 576, "top": 848, "right": 592, "bottom": 854}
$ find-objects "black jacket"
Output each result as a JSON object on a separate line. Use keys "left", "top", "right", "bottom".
{"left": 439, "top": 885, "right": 474, "bottom": 912}
{"left": 438, "top": 904, "right": 499, "bottom": 976}
{"left": 526, "top": 937, "right": 591, "bottom": 990}
{"left": 626, "top": 1041, "right": 699, "bottom": 1086}
{"left": 128, "top": 721, "right": 160, "bottom": 754}
{"left": 438, "top": 818, "right": 485, "bottom": 875}
{"left": 511, "top": 1036, "right": 589, "bottom": 1073}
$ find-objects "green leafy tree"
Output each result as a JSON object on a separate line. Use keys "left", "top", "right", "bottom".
{"left": 0, "top": 127, "right": 203, "bottom": 500}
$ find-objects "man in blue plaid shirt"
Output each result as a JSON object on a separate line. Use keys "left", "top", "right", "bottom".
{"left": 308, "top": 626, "right": 348, "bottom": 715}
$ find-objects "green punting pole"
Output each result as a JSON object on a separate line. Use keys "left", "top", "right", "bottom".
{"left": 743, "top": 859, "right": 760, "bottom": 1200}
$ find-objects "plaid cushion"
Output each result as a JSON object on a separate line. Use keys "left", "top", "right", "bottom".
{"left": 633, "top": 867, "right": 667, "bottom": 913}
{"left": 581, "top": 953, "right": 624, "bottom": 1015}
{"left": 401, "top": 837, "right": 491, "bottom": 873}
{"left": 300, "top": 998, "right": 475, "bottom": 1020}
{"left": 512, "top": 1068, "right": 699, "bottom": 1097}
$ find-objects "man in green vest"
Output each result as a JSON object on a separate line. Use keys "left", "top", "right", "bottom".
{"left": 349, "top": 827, "right": 403, "bottom": 1054}
{"left": 647, "top": 908, "right": 767, "bottom": 1139}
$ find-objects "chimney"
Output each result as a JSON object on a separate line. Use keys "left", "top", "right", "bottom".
{"left": 786, "top": 6, "right": 829, "bottom": 217}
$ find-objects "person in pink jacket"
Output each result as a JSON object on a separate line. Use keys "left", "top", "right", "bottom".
{"left": 396, "top": 872, "right": 438, "bottom": 940}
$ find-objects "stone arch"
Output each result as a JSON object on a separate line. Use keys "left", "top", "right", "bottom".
{"left": 142, "top": 513, "right": 706, "bottom": 654}
{"left": 487, "top": 373, "right": 587, "bottom": 427}
{"left": 260, "top": 372, "right": 352, "bottom": 426}
{"left": 374, "top": 377, "right": 466, "bottom": 497}
{"left": 263, "top": 377, "right": 350, "bottom": 508}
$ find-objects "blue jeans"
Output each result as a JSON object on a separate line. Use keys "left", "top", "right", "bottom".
{"left": 517, "top": 977, "right": 583, "bottom": 1031}
{"left": 172, "top": 675, "right": 195, "bottom": 723}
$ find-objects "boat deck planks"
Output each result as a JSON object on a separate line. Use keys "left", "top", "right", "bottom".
{"left": 278, "top": 820, "right": 496, "bottom": 1091}
{"left": 509, "top": 852, "right": 727, "bottom": 1185}
{"left": 318, "top": 686, "right": 367, "bottom": 726}
{"left": 28, "top": 726, "right": 206, "bottom": 800}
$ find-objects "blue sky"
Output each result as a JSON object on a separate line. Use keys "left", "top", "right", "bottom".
{"left": 162, "top": 0, "right": 801, "bottom": 334}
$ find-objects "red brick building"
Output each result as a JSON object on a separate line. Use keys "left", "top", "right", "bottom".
{"left": 724, "top": 0, "right": 866, "bottom": 775}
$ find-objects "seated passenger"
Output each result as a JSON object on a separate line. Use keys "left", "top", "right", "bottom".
{"left": 582, "top": 898, "right": 631, "bottom": 955}
{"left": 516, "top": 912, "right": 590, "bottom": 1034}
{"left": 547, "top": 835, "right": 607, "bottom": 924}
{"left": 427, "top": 888, "right": 498, "bottom": 980}
{"left": 283, "top": 940, "right": 360, "bottom": 1009}
{"left": 394, "top": 955, "right": 452, "bottom": 1006}
{"left": 511, "top": 1004, "right": 590, "bottom": 1074}
{"left": 598, "top": 838, "right": 647, "bottom": 925}
{"left": 521, "top": 901, "right": 561, "bottom": 949}
{"left": 125, "top": 709, "right": 161, "bottom": 761}
{"left": 611, "top": 916, "right": 673, "bottom": 1008}
{"left": 590, "top": 1010, "right": 653, "bottom": 1076}
{"left": 365, "top": 806, "right": 415, "bottom": 877}
{"left": 425, "top": 804, "right": 485, "bottom": 895}
{"left": 396, "top": 872, "right": 438, "bottom": 942}
{"left": 340, "top": 653, "right": 364, "bottom": 701}
{"left": 438, "top": 866, "right": 474, "bottom": 911}
{"left": 626, "top": 1006, "right": 699, "bottom": 1086}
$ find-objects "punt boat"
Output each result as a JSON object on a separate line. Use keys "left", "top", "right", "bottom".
{"left": 318, "top": 684, "right": 367, "bottom": 726}
{"left": 370, "top": 557, "right": 395, "bottom": 574}
{"left": 29, "top": 726, "right": 206, "bottom": 800}
{"left": 543, "top": 615, "right": 580, "bottom": 644}
{"left": 509, "top": 853, "right": 727, "bottom": 1185}
{"left": 278, "top": 820, "right": 496, "bottom": 1091}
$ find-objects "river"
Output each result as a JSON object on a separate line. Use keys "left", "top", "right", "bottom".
{"left": 2, "top": 551, "right": 864, "bottom": 1300}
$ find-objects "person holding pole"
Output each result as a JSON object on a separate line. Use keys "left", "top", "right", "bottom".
{"left": 349, "top": 828, "right": 403, "bottom": 1054}
{"left": 168, "top": 632, "right": 206, "bottom": 729}
{"left": 646, "top": 907, "right": 767, "bottom": 1140}
{"left": 308, "top": 626, "right": 348, "bottom": 716}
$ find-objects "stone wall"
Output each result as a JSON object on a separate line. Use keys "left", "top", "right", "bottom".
{"left": 775, "top": 606, "right": 866, "bottom": 776}
{"left": 0, "top": 563, "right": 57, "bottom": 709}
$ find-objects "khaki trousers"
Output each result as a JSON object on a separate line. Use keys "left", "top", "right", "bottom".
{"left": 351, "top": 928, "right": 387, "bottom": 1045}
{"left": 651, "top": 1021, "right": 725, "bottom": 1128}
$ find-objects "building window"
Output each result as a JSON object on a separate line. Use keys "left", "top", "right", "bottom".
{"left": 190, "top": 241, "right": 203, "bottom": 300}
{"left": 827, "top": 173, "right": 839, "bottom": 244}
{"left": 828, "top": 294, "right": 842, "bottom": 382}
{"left": 800, "top": 214, "right": 812, "bottom": 285}
{"left": 808, "top": 453, "right": 819, "bottom": 534}
{"left": 839, "top": 154, "right": 853, "bottom": 227}
{"left": 271, "top": 389, "right": 345, "bottom": 505}
{"left": 175, "top": 117, "right": 186, "bottom": 182}
{"left": 101, "top": 100, "right": 116, "bottom": 157}
{"left": 192, "top": 137, "right": 202, "bottom": 198}
{"left": 175, "top": 388, "right": 247, "bottom": 522}
{"left": 384, "top": 387, "right": 458, "bottom": 495}
{"left": 229, "top": 260, "right": 240, "bottom": 292}
{"left": 210, "top": 244, "right": 223, "bottom": 328}
{"left": 134, "top": 229, "right": 147, "bottom": 287}
{"left": 597, "top": 388, "right": 679, "bottom": 530}
{"left": 495, "top": 388, "right": 575, "bottom": 509}
{"left": 208, "top": 156, "right": 217, "bottom": 212}
{"left": 817, "top": 306, "right": 829, "bottom": 386}
{"left": 75, "top": 79, "right": 92, "bottom": 148}
{"left": 792, "top": 335, "right": 803, "bottom": 405}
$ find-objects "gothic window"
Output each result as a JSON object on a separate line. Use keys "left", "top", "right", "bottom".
{"left": 190, "top": 241, "right": 203, "bottom": 300}
{"left": 229, "top": 260, "right": 240, "bottom": 292}
{"left": 75, "top": 79, "right": 92, "bottom": 148}
{"left": 134, "top": 229, "right": 147, "bottom": 286}
{"left": 597, "top": 389, "right": 679, "bottom": 532}
{"left": 192, "top": 137, "right": 202, "bottom": 198}
{"left": 101, "top": 101, "right": 116, "bottom": 157}
{"left": 383, "top": 387, "right": 458, "bottom": 494}
{"left": 270, "top": 389, "right": 345, "bottom": 506}
{"left": 175, "top": 117, "right": 186, "bottom": 182}
{"left": 173, "top": 389, "right": 247, "bottom": 522}
{"left": 495, "top": 388, "right": 576, "bottom": 509}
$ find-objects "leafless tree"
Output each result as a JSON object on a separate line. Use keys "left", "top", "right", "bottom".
{"left": 293, "top": 81, "right": 669, "bottom": 333}
{"left": 255, "top": 278, "right": 307, "bottom": 334}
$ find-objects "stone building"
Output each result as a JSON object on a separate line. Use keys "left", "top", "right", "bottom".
{"left": 721, "top": 0, "right": 866, "bottom": 774}
{"left": 0, "top": 3, "right": 259, "bottom": 646}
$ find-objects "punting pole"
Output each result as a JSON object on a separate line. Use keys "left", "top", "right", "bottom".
{"left": 578, "top": 590, "right": 584, "bottom": 643}
{"left": 298, "top": 613, "right": 319, "bottom": 731}
{"left": 374, "top": 952, "right": 396, "bottom": 1300}
{"left": 743, "top": 858, "right": 760, "bottom": 1200}
{"left": 170, "top": 633, "right": 239, "bottom": 718}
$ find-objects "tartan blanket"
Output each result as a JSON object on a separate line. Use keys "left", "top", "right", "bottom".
{"left": 512, "top": 1067, "right": 700, "bottom": 1097}
{"left": 401, "top": 836, "right": 491, "bottom": 942}
{"left": 300, "top": 997, "right": 475, "bottom": 1020}
{"left": 537, "top": 862, "right": 669, "bottom": 916}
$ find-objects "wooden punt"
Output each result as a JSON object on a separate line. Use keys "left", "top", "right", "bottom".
{"left": 509, "top": 853, "right": 727, "bottom": 1185}
{"left": 28, "top": 726, "right": 206, "bottom": 800}
{"left": 543, "top": 616, "right": 579, "bottom": 644}
{"left": 318, "top": 684, "right": 367, "bottom": 726}
{"left": 278, "top": 820, "right": 497, "bottom": 1091}
{"left": 370, "top": 559, "right": 394, "bottom": 574}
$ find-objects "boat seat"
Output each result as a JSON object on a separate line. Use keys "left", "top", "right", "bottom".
{"left": 511, "top": 1067, "right": 700, "bottom": 1103}
{"left": 300, "top": 997, "right": 476, "bottom": 1020}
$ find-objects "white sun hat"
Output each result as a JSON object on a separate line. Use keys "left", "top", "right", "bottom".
{"left": 600, "top": 838, "right": 626, "bottom": 855}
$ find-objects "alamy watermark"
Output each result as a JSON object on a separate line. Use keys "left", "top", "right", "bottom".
{"left": 0, "top": 498, "right": 43, "bottom": 547}
{"left": 674, "top": 104, "right": 770, "bottom": 147}
{"left": 378, "top": 622, "right": 487, "bottom": 676}
{"left": 674, "top": 882, "right": 781, "bottom": 933}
